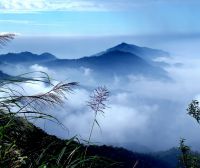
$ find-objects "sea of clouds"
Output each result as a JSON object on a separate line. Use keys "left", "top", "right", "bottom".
{"left": 1, "top": 36, "right": 200, "bottom": 152}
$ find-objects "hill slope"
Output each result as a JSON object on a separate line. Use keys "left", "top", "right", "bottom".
{"left": 0, "top": 113, "right": 173, "bottom": 168}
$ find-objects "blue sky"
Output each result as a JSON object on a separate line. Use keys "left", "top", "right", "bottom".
{"left": 0, "top": 0, "right": 200, "bottom": 36}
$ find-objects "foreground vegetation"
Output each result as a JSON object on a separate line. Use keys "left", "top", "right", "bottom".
{"left": 177, "top": 100, "right": 200, "bottom": 168}
{"left": 0, "top": 111, "right": 173, "bottom": 168}
{"left": 1, "top": 33, "right": 200, "bottom": 168}
{"left": 0, "top": 71, "right": 171, "bottom": 168}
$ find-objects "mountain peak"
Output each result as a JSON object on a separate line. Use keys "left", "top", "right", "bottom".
{"left": 120, "top": 42, "right": 128, "bottom": 45}
{"left": 116, "top": 42, "right": 131, "bottom": 47}
{"left": 107, "top": 42, "right": 169, "bottom": 60}
{"left": 111, "top": 43, "right": 138, "bottom": 51}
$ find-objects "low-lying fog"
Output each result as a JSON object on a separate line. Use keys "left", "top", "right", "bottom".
{"left": 1, "top": 35, "right": 200, "bottom": 152}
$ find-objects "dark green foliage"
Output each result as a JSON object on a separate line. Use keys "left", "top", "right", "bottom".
{"left": 187, "top": 100, "right": 200, "bottom": 123}
{"left": 178, "top": 139, "right": 200, "bottom": 168}
{"left": 152, "top": 148, "right": 181, "bottom": 168}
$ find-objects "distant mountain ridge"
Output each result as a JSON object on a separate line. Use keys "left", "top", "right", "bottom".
{"left": 43, "top": 43, "right": 169, "bottom": 79}
{"left": 0, "top": 43, "right": 170, "bottom": 80}
{"left": 0, "top": 51, "right": 56, "bottom": 64}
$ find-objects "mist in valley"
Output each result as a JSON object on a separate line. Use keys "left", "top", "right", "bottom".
{"left": 1, "top": 35, "right": 200, "bottom": 152}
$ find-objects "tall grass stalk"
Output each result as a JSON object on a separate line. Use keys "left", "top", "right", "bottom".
{"left": 82, "top": 86, "right": 109, "bottom": 164}
{"left": 87, "top": 87, "right": 109, "bottom": 144}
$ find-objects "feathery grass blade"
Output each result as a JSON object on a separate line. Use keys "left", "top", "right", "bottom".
{"left": 0, "top": 33, "right": 15, "bottom": 47}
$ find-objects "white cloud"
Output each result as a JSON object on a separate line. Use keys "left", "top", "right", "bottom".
{"left": 30, "top": 64, "right": 55, "bottom": 76}
{"left": 0, "top": 0, "right": 47, "bottom": 12}
{"left": 0, "top": 0, "right": 197, "bottom": 13}
{"left": 0, "top": 0, "right": 104, "bottom": 13}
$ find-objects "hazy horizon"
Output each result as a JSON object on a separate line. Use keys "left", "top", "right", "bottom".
{"left": 1, "top": 34, "right": 200, "bottom": 59}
